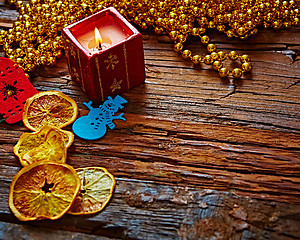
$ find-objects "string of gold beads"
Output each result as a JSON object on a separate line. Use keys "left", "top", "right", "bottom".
{"left": 173, "top": 32, "right": 252, "bottom": 78}
{"left": 0, "top": 0, "right": 299, "bottom": 80}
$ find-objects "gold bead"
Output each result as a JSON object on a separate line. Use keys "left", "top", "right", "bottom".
{"left": 55, "top": 35, "right": 63, "bottom": 45}
{"left": 169, "top": 12, "right": 176, "bottom": 19}
{"left": 272, "top": 20, "right": 282, "bottom": 30}
{"left": 246, "top": 21, "right": 254, "bottom": 30}
{"left": 15, "top": 48, "right": 24, "bottom": 57}
{"left": 174, "top": 42, "right": 183, "bottom": 52}
{"left": 16, "top": 1, "right": 24, "bottom": 9}
{"left": 179, "top": 14, "right": 188, "bottom": 22}
{"left": 0, "top": 30, "right": 7, "bottom": 44}
{"left": 240, "top": 54, "right": 250, "bottom": 63}
{"left": 226, "top": 29, "right": 235, "bottom": 38}
{"left": 23, "top": 63, "right": 35, "bottom": 72}
{"left": 203, "top": 55, "right": 213, "bottom": 65}
{"left": 218, "top": 51, "right": 227, "bottom": 61}
{"left": 293, "top": 17, "right": 299, "bottom": 26}
{"left": 213, "top": 60, "right": 223, "bottom": 70}
{"left": 242, "top": 62, "right": 252, "bottom": 72}
{"left": 38, "top": 43, "right": 46, "bottom": 51}
{"left": 169, "top": 31, "right": 178, "bottom": 40}
{"left": 149, "top": 8, "right": 156, "bottom": 16}
{"left": 16, "top": 58, "right": 24, "bottom": 65}
{"left": 216, "top": 14, "right": 224, "bottom": 24}
{"left": 282, "top": 1, "right": 288, "bottom": 7}
{"left": 29, "top": 0, "right": 38, "bottom": 5}
{"left": 198, "top": 28, "right": 206, "bottom": 34}
{"left": 37, "top": 25, "right": 45, "bottom": 35}
{"left": 40, "top": 56, "right": 46, "bottom": 65}
{"left": 210, "top": 52, "right": 219, "bottom": 61}
{"left": 283, "top": 21, "right": 292, "bottom": 28}
{"left": 228, "top": 51, "right": 239, "bottom": 60}
{"left": 201, "top": 35, "right": 210, "bottom": 44}
{"left": 155, "top": 27, "right": 163, "bottom": 34}
{"left": 36, "top": 36, "right": 45, "bottom": 44}
{"left": 6, "top": 48, "right": 13, "bottom": 55}
{"left": 217, "top": 25, "right": 226, "bottom": 32}
{"left": 191, "top": 55, "right": 201, "bottom": 65}
{"left": 183, "top": 0, "right": 190, "bottom": 6}
{"left": 19, "top": 39, "right": 29, "bottom": 49}
{"left": 15, "top": 32, "right": 22, "bottom": 42}
{"left": 182, "top": 50, "right": 191, "bottom": 59}
{"left": 207, "top": 43, "right": 216, "bottom": 53}
{"left": 219, "top": 67, "right": 229, "bottom": 78}
{"left": 232, "top": 68, "right": 243, "bottom": 78}
{"left": 207, "top": 8, "right": 214, "bottom": 18}
{"left": 3, "top": 43, "right": 11, "bottom": 51}
{"left": 177, "top": 34, "right": 187, "bottom": 43}
{"left": 192, "top": 6, "right": 200, "bottom": 16}
{"left": 237, "top": 27, "right": 246, "bottom": 36}
{"left": 232, "top": 21, "right": 240, "bottom": 29}
{"left": 181, "top": 24, "right": 190, "bottom": 34}
{"left": 26, "top": 47, "right": 35, "bottom": 53}
{"left": 27, "top": 32, "right": 36, "bottom": 41}
{"left": 5, "top": 34, "right": 13, "bottom": 44}
{"left": 198, "top": 17, "right": 208, "bottom": 27}
{"left": 27, "top": 52, "right": 35, "bottom": 62}
{"left": 225, "top": 13, "right": 232, "bottom": 22}
{"left": 208, "top": 21, "right": 216, "bottom": 28}
{"left": 47, "top": 56, "right": 56, "bottom": 66}
{"left": 178, "top": 6, "right": 185, "bottom": 13}
{"left": 168, "top": 19, "right": 176, "bottom": 28}
{"left": 52, "top": 41, "right": 60, "bottom": 50}
{"left": 191, "top": 28, "right": 199, "bottom": 36}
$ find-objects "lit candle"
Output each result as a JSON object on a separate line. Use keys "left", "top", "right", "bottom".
{"left": 94, "top": 28, "right": 103, "bottom": 50}
{"left": 62, "top": 7, "right": 145, "bottom": 103}
{"left": 87, "top": 28, "right": 112, "bottom": 53}
{"left": 75, "top": 23, "right": 127, "bottom": 54}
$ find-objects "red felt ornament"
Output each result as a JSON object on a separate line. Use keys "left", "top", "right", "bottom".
{"left": 0, "top": 57, "right": 38, "bottom": 124}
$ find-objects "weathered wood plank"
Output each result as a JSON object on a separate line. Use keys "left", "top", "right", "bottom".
{"left": 1, "top": 112, "right": 299, "bottom": 204}
{"left": 19, "top": 44, "right": 299, "bottom": 133}
{"left": 0, "top": 222, "right": 117, "bottom": 240}
{"left": 0, "top": 165, "right": 300, "bottom": 240}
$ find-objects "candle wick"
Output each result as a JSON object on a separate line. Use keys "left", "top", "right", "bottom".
{"left": 97, "top": 42, "right": 102, "bottom": 50}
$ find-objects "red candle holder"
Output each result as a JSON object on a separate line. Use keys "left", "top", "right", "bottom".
{"left": 62, "top": 7, "right": 145, "bottom": 103}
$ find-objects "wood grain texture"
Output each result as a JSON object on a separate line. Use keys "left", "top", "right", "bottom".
{"left": 1, "top": 165, "right": 300, "bottom": 239}
{"left": 0, "top": 1, "right": 300, "bottom": 239}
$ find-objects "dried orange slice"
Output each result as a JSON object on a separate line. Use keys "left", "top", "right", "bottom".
{"left": 13, "top": 125, "right": 74, "bottom": 162}
{"left": 9, "top": 161, "right": 81, "bottom": 221}
{"left": 23, "top": 91, "right": 78, "bottom": 131}
{"left": 20, "top": 129, "right": 67, "bottom": 166}
{"left": 68, "top": 167, "right": 115, "bottom": 215}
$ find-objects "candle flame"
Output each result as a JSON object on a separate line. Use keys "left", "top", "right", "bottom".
{"left": 94, "top": 28, "right": 102, "bottom": 48}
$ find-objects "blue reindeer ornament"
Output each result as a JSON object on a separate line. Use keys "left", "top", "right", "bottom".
{"left": 72, "top": 95, "right": 127, "bottom": 140}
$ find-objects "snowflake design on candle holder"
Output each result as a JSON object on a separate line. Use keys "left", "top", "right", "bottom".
{"left": 105, "top": 54, "right": 119, "bottom": 70}
{"left": 110, "top": 78, "right": 122, "bottom": 92}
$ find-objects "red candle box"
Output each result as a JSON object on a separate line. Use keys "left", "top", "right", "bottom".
{"left": 62, "top": 7, "right": 145, "bottom": 103}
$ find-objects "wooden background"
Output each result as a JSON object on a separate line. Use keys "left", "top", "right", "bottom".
{"left": 0, "top": 0, "right": 300, "bottom": 239}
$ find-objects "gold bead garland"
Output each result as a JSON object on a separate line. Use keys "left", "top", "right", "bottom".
{"left": 0, "top": 0, "right": 299, "bottom": 79}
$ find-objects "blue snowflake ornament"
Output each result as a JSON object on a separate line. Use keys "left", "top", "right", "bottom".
{"left": 72, "top": 95, "right": 127, "bottom": 140}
